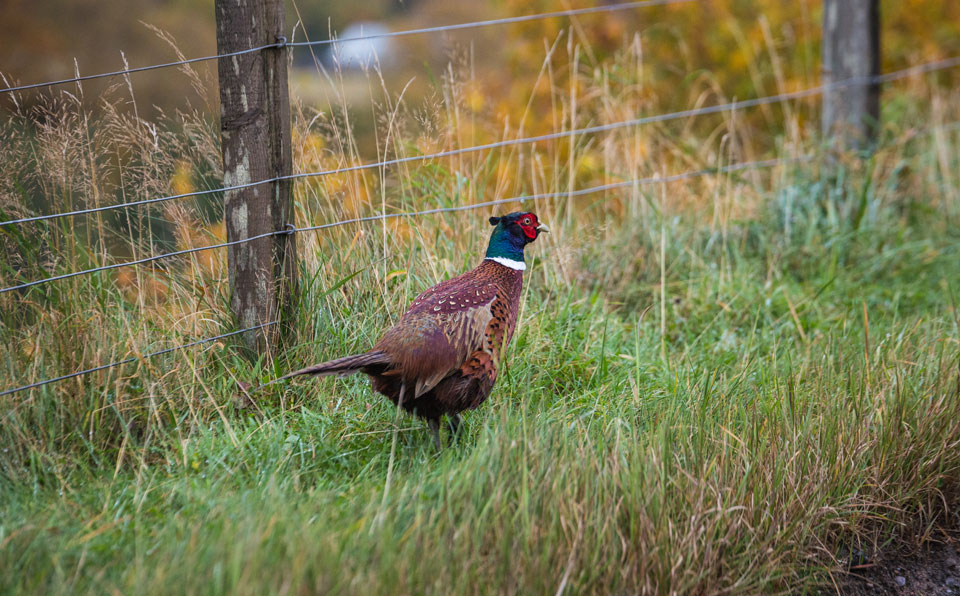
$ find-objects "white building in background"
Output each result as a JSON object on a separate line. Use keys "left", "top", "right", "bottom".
{"left": 330, "top": 22, "right": 395, "bottom": 70}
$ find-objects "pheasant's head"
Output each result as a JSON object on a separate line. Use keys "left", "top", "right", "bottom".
{"left": 484, "top": 212, "right": 549, "bottom": 270}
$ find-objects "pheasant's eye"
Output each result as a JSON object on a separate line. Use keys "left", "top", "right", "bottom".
{"left": 521, "top": 217, "right": 532, "bottom": 226}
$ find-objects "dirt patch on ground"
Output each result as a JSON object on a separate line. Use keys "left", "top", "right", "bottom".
{"left": 836, "top": 530, "right": 960, "bottom": 595}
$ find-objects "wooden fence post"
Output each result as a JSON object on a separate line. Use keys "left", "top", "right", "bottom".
{"left": 821, "top": 0, "right": 881, "bottom": 151}
{"left": 215, "top": 0, "right": 296, "bottom": 357}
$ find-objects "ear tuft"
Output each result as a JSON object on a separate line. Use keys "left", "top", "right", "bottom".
{"left": 489, "top": 216, "right": 501, "bottom": 226}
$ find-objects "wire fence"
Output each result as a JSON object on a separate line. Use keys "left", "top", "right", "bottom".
{"left": 0, "top": 43, "right": 282, "bottom": 96}
{"left": 1, "top": 2, "right": 957, "bottom": 398}
{"left": 0, "top": 322, "right": 277, "bottom": 400}
{"left": 0, "top": 156, "right": 798, "bottom": 296}
{"left": 1, "top": 54, "right": 957, "bottom": 298}
{"left": 0, "top": 156, "right": 792, "bottom": 398}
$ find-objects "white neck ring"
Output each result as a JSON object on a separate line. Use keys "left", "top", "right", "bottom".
{"left": 485, "top": 256, "right": 526, "bottom": 271}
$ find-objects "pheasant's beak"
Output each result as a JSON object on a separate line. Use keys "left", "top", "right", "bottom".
{"left": 536, "top": 223, "right": 550, "bottom": 234}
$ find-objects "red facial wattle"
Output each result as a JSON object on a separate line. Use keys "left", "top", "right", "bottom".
{"left": 519, "top": 214, "right": 539, "bottom": 239}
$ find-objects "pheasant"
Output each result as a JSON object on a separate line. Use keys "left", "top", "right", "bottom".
{"left": 280, "top": 212, "right": 548, "bottom": 449}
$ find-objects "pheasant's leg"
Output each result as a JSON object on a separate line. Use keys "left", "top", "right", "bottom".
{"left": 447, "top": 413, "right": 462, "bottom": 444}
{"left": 427, "top": 418, "right": 442, "bottom": 451}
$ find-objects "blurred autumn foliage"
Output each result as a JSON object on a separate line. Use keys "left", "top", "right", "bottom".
{"left": 494, "top": 0, "right": 959, "bottom": 94}
{"left": 3, "top": 0, "right": 957, "bottom": 120}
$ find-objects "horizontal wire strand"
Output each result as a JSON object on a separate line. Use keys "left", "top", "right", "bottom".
{"left": 0, "top": 178, "right": 279, "bottom": 227}
{"left": 295, "top": 157, "right": 797, "bottom": 233}
{"left": 0, "top": 321, "right": 276, "bottom": 398}
{"left": 2, "top": 54, "right": 956, "bottom": 229}
{"left": 0, "top": 43, "right": 281, "bottom": 95}
{"left": 0, "top": 0, "right": 694, "bottom": 96}
{"left": 0, "top": 157, "right": 791, "bottom": 295}
{"left": 284, "top": 55, "right": 960, "bottom": 182}
{"left": 288, "top": 0, "right": 695, "bottom": 49}
{"left": 0, "top": 228, "right": 290, "bottom": 295}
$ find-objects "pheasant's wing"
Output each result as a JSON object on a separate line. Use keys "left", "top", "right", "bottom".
{"left": 374, "top": 274, "right": 500, "bottom": 398}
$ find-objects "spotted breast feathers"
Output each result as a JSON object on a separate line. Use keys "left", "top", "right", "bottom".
{"left": 372, "top": 261, "right": 522, "bottom": 399}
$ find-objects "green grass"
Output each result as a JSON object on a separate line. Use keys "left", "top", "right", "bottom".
{"left": 3, "top": 165, "right": 960, "bottom": 593}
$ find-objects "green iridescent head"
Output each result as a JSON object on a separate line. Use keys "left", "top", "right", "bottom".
{"left": 484, "top": 212, "right": 549, "bottom": 266}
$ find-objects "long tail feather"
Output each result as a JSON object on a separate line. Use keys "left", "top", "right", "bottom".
{"left": 279, "top": 351, "right": 391, "bottom": 381}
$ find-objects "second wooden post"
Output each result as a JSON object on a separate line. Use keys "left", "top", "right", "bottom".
{"left": 822, "top": 0, "right": 881, "bottom": 151}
